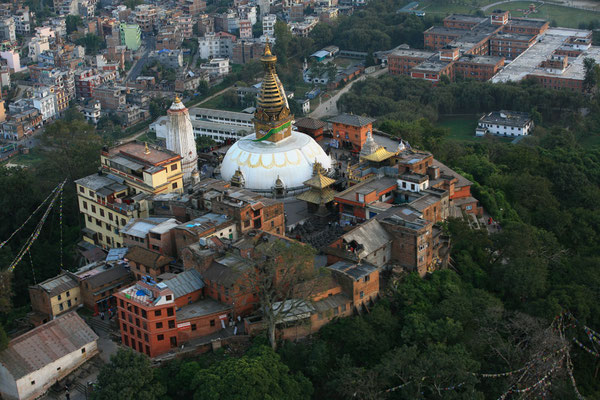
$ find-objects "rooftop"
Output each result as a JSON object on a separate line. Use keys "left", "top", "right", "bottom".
{"left": 0, "top": 312, "right": 98, "bottom": 380}
{"left": 328, "top": 260, "right": 378, "bottom": 280}
{"left": 121, "top": 217, "right": 178, "bottom": 238}
{"left": 328, "top": 113, "right": 376, "bottom": 127}
{"left": 176, "top": 298, "right": 231, "bottom": 321}
{"left": 32, "top": 273, "right": 78, "bottom": 297}
{"left": 125, "top": 246, "right": 175, "bottom": 269}
{"left": 189, "top": 107, "right": 254, "bottom": 123}
{"left": 480, "top": 110, "right": 532, "bottom": 127}
{"left": 164, "top": 269, "right": 205, "bottom": 299}
{"left": 389, "top": 48, "right": 435, "bottom": 59}
{"left": 104, "top": 141, "right": 181, "bottom": 167}
{"left": 74, "top": 262, "right": 132, "bottom": 289}
{"left": 335, "top": 176, "right": 397, "bottom": 203}
{"left": 456, "top": 55, "right": 505, "bottom": 65}
{"left": 443, "top": 14, "right": 487, "bottom": 24}
{"left": 339, "top": 218, "right": 392, "bottom": 257}
{"left": 294, "top": 117, "right": 327, "bottom": 130}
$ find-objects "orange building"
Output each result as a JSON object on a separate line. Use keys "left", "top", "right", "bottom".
{"left": 329, "top": 114, "right": 376, "bottom": 151}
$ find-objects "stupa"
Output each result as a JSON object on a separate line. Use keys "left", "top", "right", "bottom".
{"left": 219, "top": 43, "right": 332, "bottom": 196}
{"left": 166, "top": 96, "right": 199, "bottom": 185}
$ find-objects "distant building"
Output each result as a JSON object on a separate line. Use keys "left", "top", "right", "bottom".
{"left": 328, "top": 113, "right": 376, "bottom": 151}
{"left": 119, "top": 23, "right": 141, "bottom": 51}
{"left": 476, "top": 110, "right": 533, "bottom": 137}
{"left": 198, "top": 32, "right": 235, "bottom": 59}
{"left": 200, "top": 57, "right": 230, "bottom": 78}
{"left": 28, "top": 36, "right": 49, "bottom": 62}
{"left": 0, "top": 313, "right": 98, "bottom": 400}
{"left": 263, "top": 14, "right": 276, "bottom": 37}
{"left": 0, "top": 17, "right": 15, "bottom": 42}
{"left": 149, "top": 49, "right": 184, "bottom": 69}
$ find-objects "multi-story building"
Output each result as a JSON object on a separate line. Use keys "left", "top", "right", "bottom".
{"left": 177, "top": 16, "right": 194, "bottom": 39}
{"left": 0, "top": 50, "right": 21, "bottom": 72}
{"left": 263, "top": 14, "right": 276, "bottom": 37}
{"left": 28, "top": 36, "right": 50, "bottom": 62}
{"left": 32, "top": 86, "right": 57, "bottom": 123}
{"left": 197, "top": 13, "right": 214, "bottom": 36}
{"left": 13, "top": 10, "right": 31, "bottom": 36}
{"left": 28, "top": 273, "right": 81, "bottom": 323}
{"left": 74, "top": 69, "right": 118, "bottom": 99}
{"left": 181, "top": 0, "right": 206, "bottom": 15}
{"left": 0, "top": 17, "right": 15, "bottom": 42}
{"left": 232, "top": 40, "right": 264, "bottom": 64}
{"left": 134, "top": 4, "right": 157, "bottom": 32}
{"left": 124, "top": 245, "right": 177, "bottom": 280}
{"left": 119, "top": 23, "right": 141, "bottom": 51}
{"left": 115, "top": 269, "right": 228, "bottom": 357}
{"left": 92, "top": 85, "right": 126, "bottom": 110}
{"left": 74, "top": 260, "right": 134, "bottom": 314}
{"left": 75, "top": 142, "right": 184, "bottom": 248}
{"left": 490, "top": 32, "right": 536, "bottom": 59}
{"left": 388, "top": 48, "right": 435, "bottom": 75}
{"left": 82, "top": 101, "right": 101, "bottom": 124}
{"left": 198, "top": 32, "right": 236, "bottom": 59}
{"left": 121, "top": 217, "right": 179, "bottom": 256}
{"left": 238, "top": 19, "right": 252, "bottom": 39}
{"left": 149, "top": 49, "right": 183, "bottom": 69}
{"left": 453, "top": 54, "right": 505, "bottom": 81}
{"left": 1, "top": 108, "right": 41, "bottom": 140}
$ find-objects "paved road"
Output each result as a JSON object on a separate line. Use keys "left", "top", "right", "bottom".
{"left": 126, "top": 36, "right": 155, "bottom": 82}
{"left": 309, "top": 67, "right": 388, "bottom": 120}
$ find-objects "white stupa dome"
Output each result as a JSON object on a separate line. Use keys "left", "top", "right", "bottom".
{"left": 220, "top": 130, "right": 332, "bottom": 191}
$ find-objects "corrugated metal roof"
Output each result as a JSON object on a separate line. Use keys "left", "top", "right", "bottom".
{"left": 341, "top": 219, "right": 392, "bottom": 257}
{"left": 0, "top": 312, "right": 98, "bottom": 380}
{"left": 164, "top": 269, "right": 205, "bottom": 299}
{"left": 313, "top": 293, "right": 350, "bottom": 312}
{"left": 36, "top": 273, "right": 79, "bottom": 297}
{"left": 106, "top": 247, "right": 129, "bottom": 262}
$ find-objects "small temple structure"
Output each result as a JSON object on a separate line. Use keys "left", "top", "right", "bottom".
{"left": 219, "top": 43, "right": 332, "bottom": 197}
{"left": 165, "top": 96, "right": 199, "bottom": 185}
{"left": 297, "top": 162, "right": 337, "bottom": 216}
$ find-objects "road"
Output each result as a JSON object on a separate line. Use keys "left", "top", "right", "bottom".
{"left": 309, "top": 67, "right": 388, "bottom": 120}
{"left": 126, "top": 35, "right": 155, "bottom": 82}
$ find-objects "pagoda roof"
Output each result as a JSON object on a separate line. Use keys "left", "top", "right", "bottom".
{"left": 297, "top": 187, "right": 337, "bottom": 204}
{"left": 303, "top": 172, "right": 336, "bottom": 189}
{"left": 361, "top": 147, "right": 397, "bottom": 162}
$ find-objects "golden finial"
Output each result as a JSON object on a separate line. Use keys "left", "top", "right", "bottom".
{"left": 144, "top": 142, "right": 150, "bottom": 154}
{"left": 174, "top": 95, "right": 181, "bottom": 103}
{"left": 264, "top": 41, "right": 272, "bottom": 56}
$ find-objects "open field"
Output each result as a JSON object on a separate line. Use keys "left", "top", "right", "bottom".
{"left": 438, "top": 116, "right": 480, "bottom": 142}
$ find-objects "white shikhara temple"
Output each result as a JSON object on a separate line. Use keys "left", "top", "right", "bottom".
{"left": 166, "top": 97, "right": 199, "bottom": 185}
{"left": 219, "top": 44, "right": 332, "bottom": 197}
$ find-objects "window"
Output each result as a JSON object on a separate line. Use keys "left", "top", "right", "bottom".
{"left": 79, "top": 186, "right": 84, "bottom": 193}
{"left": 191, "top": 324, "right": 197, "bottom": 331}
{"left": 156, "top": 322, "right": 163, "bottom": 329}
{"left": 82, "top": 201, "right": 87, "bottom": 210}
{"left": 172, "top": 182, "right": 178, "bottom": 189}
{"left": 210, "top": 319, "right": 215, "bottom": 327}
{"left": 341, "top": 304, "right": 347, "bottom": 312}
{"left": 129, "top": 326, "right": 134, "bottom": 334}
{"left": 100, "top": 209, "right": 105, "bottom": 217}
{"left": 136, "top": 318, "right": 140, "bottom": 327}
{"left": 334, "top": 307, "right": 339, "bottom": 315}
{"left": 81, "top": 347, "right": 86, "bottom": 354}
{"left": 364, "top": 275, "right": 370, "bottom": 282}
{"left": 171, "top": 164, "right": 178, "bottom": 171}
{"left": 360, "top": 291, "right": 364, "bottom": 299}
{"left": 168, "top": 320, "right": 175, "bottom": 329}
{"left": 137, "top": 330, "right": 141, "bottom": 338}
{"left": 91, "top": 205, "right": 96, "bottom": 213}
{"left": 158, "top": 334, "right": 164, "bottom": 341}
{"left": 155, "top": 310, "right": 162, "bottom": 317}
{"left": 59, "top": 303, "right": 64, "bottom": 311}
{"left": 108, "top": 213, "right": 113, "bottom": 221}
{"left": 141, "top": 309, "right": 147, "bottom": 318}
{"left": 31, "top": 381, "right": 35, "bottom": 385}
{"left": 167, "top": 307, "right": 174, "bottom": 316}
{"left": 87, "top": 215, "right": 92, "bottom": 222}
{"left": 58, "top": 294, "right": 62, "bottom": 300}
{"left": 67, "top": 300, "right": 72, "bottom": 307}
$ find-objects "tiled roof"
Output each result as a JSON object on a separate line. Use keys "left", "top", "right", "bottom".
{"left": 296, "top": 187, "right": 337, "bottom": 205}
{"left": 83, "top": 265, "right": 132, "bottom": 289}
{"left": 328, "top": 113, "right": 376, "bottom": 127}
{"left": 0, "top": 312, "right": 98, "bottom": 380}
{"left": 125, "top": 246, "right": 174, "bottom": 269}
{"left": 361, "top": 147, "right": 396, "bottom": 162}
{"left": 294, "top": 117, "right": 327, "bottom": 130}
{"left": 302, "top": 172, "right": 336, "bottom": 189}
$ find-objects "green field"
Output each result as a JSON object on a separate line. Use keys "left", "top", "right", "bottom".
{"left": 438, "top": 116, "right": 480, "bottom": 142}
{"left": 3, "top": 147, "right": 45, "bottom": 168}
{"left": 417, "top": 0, "right": 600, "bottom": 28}
{"left": 200, "top": 89, "right": 246, "bottom": 112}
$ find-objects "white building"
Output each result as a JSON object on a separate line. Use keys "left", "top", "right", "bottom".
{"left": 238, "top": 4, "right": 257, "bottom": 25}
{"left": 28, "top": 36, "right": 50, "bottom": 62}
{"left": 32, "top": 87, "right": 57, "bottom": 123}
{"left": 296, "top": 98, "right": 310, "bottom": 114}
{"left": 13, "top": 11, "right": 31, "bottom": 36}
{"left": 0, "top": 312, "right": 98, "bottom": 400}
{"left": 263, "top": 14, "right": 276, "bottom": 37}
{"left": 200, "top": 58, "right": 230, "bottom": 78}
{"left": 475, "top": 110, "right": 534, "bottom": 137}
{"left": 83, "top": 101, "right": 101, "bottom": 124}
{"left": 0, "top": 50, "right": 21, "bottom": 72}
{"left": 166, "top": 98, "right": 199, "bottom": 184}
{"left": 0, "top": 17, "right": 16, "bottom": 42}
{"left": 198, "top": 32, "right": 234, "bottom": 60}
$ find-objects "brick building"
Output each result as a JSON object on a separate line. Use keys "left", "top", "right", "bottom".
{"left": 125, "top": 246, "right": 177, "bottom": 280}
{"left": 329, "top": 113, "right": 376, "bottom": 151}
{"left": 293, "top": 117, "right": 327, "bottom": 141}
{"left": 73, "top": 261, "right": 134, "bottom": 315}
{"left": 121, "top": 217, "right": 179, "bottom": 256}
{"left": 28, "top": 273, "right": 81, "bottom": 324}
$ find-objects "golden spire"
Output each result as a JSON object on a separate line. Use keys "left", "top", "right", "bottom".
{"left": 144, "top": 142, "right": 150, "bottom": 154}
{"left": 174, "top": 95, "right": 181, "bottom": 103}
{"left": 256, "top": 44, "right": 287, "bottom": 120}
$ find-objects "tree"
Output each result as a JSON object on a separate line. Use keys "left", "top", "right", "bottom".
{"left": 91, "top": 348, "right": 165, "bottom": 400}
{"left": 75, "top": 34, "right": 106, "bottom": 55}
{"left": 0, "top": 323, "right": 7, "bottom": 351}
{"left": 244, "top": 239, "right": 318, "bottom": 350}
{"left": 65, "top": 15, "right": 82, "bottom": 34}
{"left": 190, "top": 345, "right": 313, "bottom": 400}
{"left": 149, "top": 97, "right": 171, "bottom": 119}
{"left": 273, "top": 21, "right": 293, "bottom": 66}
{"left": 583, "top": 57, "right": 600, "bottom": 94}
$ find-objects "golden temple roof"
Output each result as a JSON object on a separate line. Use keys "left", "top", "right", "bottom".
{"left": 297, "top": 187, "right": 337, "bottom": 205}
{"left": 303, "top": 171, "right": 336, "bottom": 189}
{"left": 256, "top": 43, "right": 288, "bottom": 120}
{"left": 361, "top": 146, "right": 397, "bottom": 162}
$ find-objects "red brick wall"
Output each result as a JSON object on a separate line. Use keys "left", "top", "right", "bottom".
{"left": 332, "top": 122, "right": 372, "bottom": 150}
{"left": 451, "top": 185, "right": 471, "bottom": 200}
{"left": 176, "top": 311, "right": 228, "bottom": 342}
